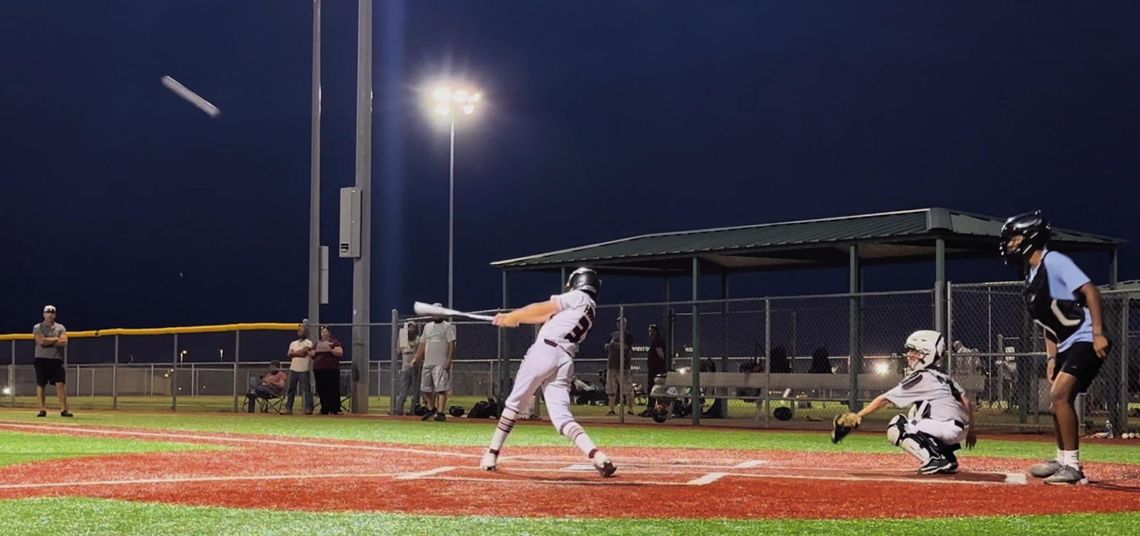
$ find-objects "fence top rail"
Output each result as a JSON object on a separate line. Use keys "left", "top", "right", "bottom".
{"left": 590, "top": 288, "right": 935, "bottom": 310}
{"left": 0, "top": 322, "right": 298, "bottom": 342}
{"left": 948, "top": 281, "right": 1024, "bottom": 289}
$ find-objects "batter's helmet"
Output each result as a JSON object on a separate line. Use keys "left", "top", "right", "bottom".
{"left": 565, "top": 267, "right": 600, "bottom": 298}
{"left": 448, "top": 405, "right": 466, "bottom": 418}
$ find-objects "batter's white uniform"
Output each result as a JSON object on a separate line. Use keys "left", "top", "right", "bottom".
{"left": 503, "top": 289, "right": 596, "bottom": 432}
{"left": 884, "top": 369, "right": 969, "bottom": 447}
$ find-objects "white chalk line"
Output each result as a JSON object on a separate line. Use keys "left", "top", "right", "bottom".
{"left": 687, "top": 472, "right": 728, "bottom": 485}
{"left": 395, "top": 466, "right": 457, "bottom": 480}
{"left": 0, "top": 422, "right": 482, "bottom": 459}
{"left": 415, "top": 475, "right": 685, "bottom": 487}
{"left": 0, "top": 472, "right": 399, "bottom": 491}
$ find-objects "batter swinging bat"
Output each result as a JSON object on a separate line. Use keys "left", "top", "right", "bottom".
{"left": 413, "top": 302, "right": 495, "bottom": 322}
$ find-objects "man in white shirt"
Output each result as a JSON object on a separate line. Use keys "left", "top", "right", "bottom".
{"left": 413, "top": 307, "right": 456, "bottom": 422}
{"left": 284, "top": 323, "right": 315, "bottom": 415}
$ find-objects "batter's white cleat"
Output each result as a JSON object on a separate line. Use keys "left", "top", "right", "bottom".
{"left": 593, "top": 452, "right": 616, "bottom": 477}
{"left": 480, "top": 451, "right": 498, "bottom": 472}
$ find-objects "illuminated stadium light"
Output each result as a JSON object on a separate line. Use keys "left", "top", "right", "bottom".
{"left": 421, "top": 79, "right": 484, "bottom": 309}
{"left": 873, "top": 361, "right": 892, "bottom": 375}
{"left": 426, "top": 82, "right": 482, "bottom": 119}
{"left": 1, "top": 387, "right": 11, "bottom": 396}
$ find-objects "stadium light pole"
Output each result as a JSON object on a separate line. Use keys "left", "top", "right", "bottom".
{"left": 427, "top": 83, "right": 481, "bottom": 309}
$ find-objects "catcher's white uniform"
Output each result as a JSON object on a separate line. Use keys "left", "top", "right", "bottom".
{"left": 885, "top": 369, "right": 969, "bottom": 462}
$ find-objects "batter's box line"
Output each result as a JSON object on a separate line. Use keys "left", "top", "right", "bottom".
{"left": 720, "top": 471, "right": 1027, "bottom": 486}
{"left": 0, "top": 472, "right": 401, "bottom": 491}
{"left": 502, "top": 458, "right": 771, "bottom": 470}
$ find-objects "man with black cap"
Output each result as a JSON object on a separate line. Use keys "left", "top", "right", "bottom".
{"left": 33, "top": 305, "right": 71, "bottom": 417}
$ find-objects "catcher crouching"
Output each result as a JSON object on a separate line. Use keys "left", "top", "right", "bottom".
{"left": 831, "top": 330, "right": 977, "bottom": 475}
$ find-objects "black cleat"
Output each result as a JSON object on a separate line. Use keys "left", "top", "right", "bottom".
{"left": 919, "top": 456, "right": 956, "bottom": 475}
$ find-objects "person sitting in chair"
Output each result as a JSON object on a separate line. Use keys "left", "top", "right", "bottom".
{"left": 247, "top": 361, "right": 287, "bottom": 413}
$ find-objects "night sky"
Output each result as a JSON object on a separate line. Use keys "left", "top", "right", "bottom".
{"left": 2, "top": 1, "right": 1138, "bottom": 332}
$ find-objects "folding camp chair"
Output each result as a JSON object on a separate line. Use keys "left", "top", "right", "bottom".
{"left": 248, "top": 375, "right": 284, "bottom": 414}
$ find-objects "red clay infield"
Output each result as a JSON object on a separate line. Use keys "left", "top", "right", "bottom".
{"left": 0, "top": 422, "right": 1137, "bottom": 519}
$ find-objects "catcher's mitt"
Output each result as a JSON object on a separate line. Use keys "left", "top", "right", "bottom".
{"left": 831, "top": 412, "right": 862, "bottom": 444}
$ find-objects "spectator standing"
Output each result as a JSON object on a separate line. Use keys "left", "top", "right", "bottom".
{"left": 394, "top": 321, "right": 421, "bottom": 415}
{"left": 415, "top": 310, "right": 456, "bottom": 422}
{"left": 313, "top": 326, "right": 344, "bottom": 415}
{"left": 33, "top": 305, "right": 71, "bottom": 418}
{"left": 604, "top": 330, "right": 633, "bottom": 415}
{"left": 284, "top": 323, "right": 315, "bottom": 415}
{"left": 641, "top": 323, "right": 668, "bottom": 417}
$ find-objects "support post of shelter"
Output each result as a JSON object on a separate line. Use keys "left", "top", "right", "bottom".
{"left": 497, "top": 270, "right": 509, "bottom": 416}
{"left": 664, "top": 278, "right": 673, "bottom": 370}
{"left": 935, "top": 238, "right": 946, "bottom": 333}
{"left": 1109, "top": 248, "right": 1119, "bottom": 289}
{"left": 848, "top": 245, "right": 862, "bottom": 411}
{"left": 691, "top": 257, "right": 701, "bottom": 426}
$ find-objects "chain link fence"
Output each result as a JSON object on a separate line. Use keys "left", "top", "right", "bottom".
{"left": 948, "top": 282, "right": 1140, "bottom": 433}
{"left": 5, "top": 284, "right": 1134, "bottom": 431}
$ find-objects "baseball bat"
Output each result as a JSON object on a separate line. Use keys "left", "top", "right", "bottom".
{"left": 413, "top": 302, "right": 495, "bottom": 322}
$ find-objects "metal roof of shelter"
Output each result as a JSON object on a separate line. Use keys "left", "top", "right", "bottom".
{"left": 491, "top": 208, "right": 1123, "bottom": 275}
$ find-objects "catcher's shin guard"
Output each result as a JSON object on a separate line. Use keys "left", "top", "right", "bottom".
{"left": 887, "top": 414, "right": 939, "bottom": 464}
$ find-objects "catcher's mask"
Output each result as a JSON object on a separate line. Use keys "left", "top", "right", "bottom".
{"left": 904, "top": 330, "right": 945, "bottom": 374}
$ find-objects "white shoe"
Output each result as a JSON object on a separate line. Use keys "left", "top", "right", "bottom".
{"left": 480, "top": 451, "right": 498, "bottom": 472}
{"left": 593, "top": 452, "right": 616, "bottom": 477}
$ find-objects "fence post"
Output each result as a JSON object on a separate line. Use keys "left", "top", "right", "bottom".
{"left": 946, "top": 282, "right": 954, "bottom": 374}
{"left": 1120, "top": 295, "right": 1130, "bottom": 431}
{"left": 233, "top": 330, "right": 241, "bottom": 413}
{"left": 10, "top": 340, "right": 16, "bottom": 405}
{"left": 171, "top": 334, "right": 178, "bottom": 411}
{"left": 764, "top": 298, "right": 771, "bottom": 428}
{"left": 619, "top": 304, "right": 626, "bottom": 425}
{"left": 691, "top": 258, "right": 701, "bottom": 426}
{"left": 390, "top": 310, "right": 399, "bottom": 415}
{"left": 112, "top": 335, "right": 119, "bottom": 410}
{"left": 996, "top": 334, "right": 1005, "bottom": 407}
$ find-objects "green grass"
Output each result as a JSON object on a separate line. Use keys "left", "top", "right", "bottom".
{"left": 0, "top": 429, "right": 219, "bottom": 468}
{"left": 0, "top": 498, "right": 1137, "bottom": 535}
{"left": 1, "top": 408, "right": 1138, "bottom": 465}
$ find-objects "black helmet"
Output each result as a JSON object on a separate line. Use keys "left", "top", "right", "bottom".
{"left": 565, "top": 267, "right": 600, "bottom": 297}
{"left": 1000, "top": 210, "right": 1051, "bottom": 263}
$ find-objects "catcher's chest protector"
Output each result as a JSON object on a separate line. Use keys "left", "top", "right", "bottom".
{"left": 1023, "top": 253, "right": 1086, "bottom": 344}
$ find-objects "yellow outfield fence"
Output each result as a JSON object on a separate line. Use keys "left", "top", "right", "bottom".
{"left": 0, "top": 323, "right": 298, "bottom": 341}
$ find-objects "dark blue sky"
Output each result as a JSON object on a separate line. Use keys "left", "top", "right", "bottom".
{"left": 2, "top": 1, "right": 1138, "bottom": 332}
